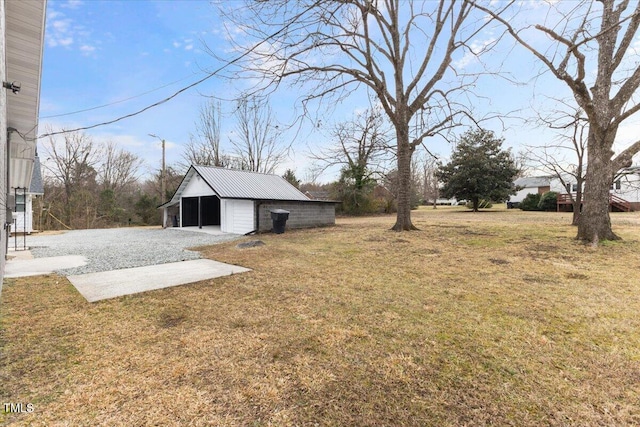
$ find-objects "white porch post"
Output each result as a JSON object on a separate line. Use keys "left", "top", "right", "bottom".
{"left": 163, "top": 206, "right": 168, "bottom": 228}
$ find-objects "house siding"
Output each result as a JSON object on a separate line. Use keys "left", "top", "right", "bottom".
{"left": 257, "top": 201, "right": 336, "bottom": 232}
{"left": 0, "top": 0, "right": 7, "bottom": 288}
{"left": 511, "top": 187, "right": 540, "bottom": 203}
{"left": 611, "top": 174, "right": 640, "bottom": 205}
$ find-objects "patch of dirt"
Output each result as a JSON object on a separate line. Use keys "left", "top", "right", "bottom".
{"left": 527, "top": 244, "right": 561, "bottom": 253}
{"left": 489, "top": 258, "right": 510, "bottom": 265}
{"left": 565, "top": 272, "right": 589, "bottom": 280}
{"left": 522, "top": 274, "right": 556, "bottom": 284}
{"left": 157, "top": 311, "right": 187, "bottom": 328}
{"left": 423, "top": 248, "right": 441, "bottom": 255}
{"left": 236, "top": 240, "right": 266, "bottom": 249}
{"left": 460, "top": 229, "right": 495, "bottom": 236}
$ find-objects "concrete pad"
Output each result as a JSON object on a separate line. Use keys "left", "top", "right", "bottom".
{"left": 7, "top": 249, "right": 34, "bottom": 260}
{"left": 167, "top": 226, "right": 227, "bottom": 235}
{"left": 67, "top": 259, "right": 251, "bottom": 302}
{"left": 5, "top": 255, "right": 87, "bottom": 278}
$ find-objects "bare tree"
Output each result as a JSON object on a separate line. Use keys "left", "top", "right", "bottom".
{"left": 230, "top": 95, "right": 288, "bottom": 174}
{"left": 418, "top": 151, "right": 440, "bottom": 208}
{"left": 219, "top": 1, "right": 506, "bottom": 230}
{"left": 42, "top": 130, "right": 101, "bottom": 227}
{"left": 99, "top": 141, "right": 143, "bottom": 192}
{"left": 475, "top": 0, "right": 640, "bottom": 243}
{"left": 526, "top": 108, "right": 587, "bottom": 226}
{"left": 181, "top": 99, "right": 226, "bottom": 168}
{"left": 311, "top": 107, "right": 392, "bottom": 190}
{"left": 303, "top": 162, "right": 324, "bottom": 186}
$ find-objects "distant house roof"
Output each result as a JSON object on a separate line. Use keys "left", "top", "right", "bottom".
{"left": 304, "top": 190, "right": 331, "bottom": 201}
{"left": 619, "top": 166, "right": 640, "bottom": 175}
{"left": 162, "top": 165, "right": 312, "bottom": 207}
{"left": 515, "top": 176, "right": 552, "bottom": 188}
{"left": 29, "top": 153, "right": 44, "bottom": 195}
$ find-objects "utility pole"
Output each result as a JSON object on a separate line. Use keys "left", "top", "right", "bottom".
{"left": 148, "top": 134, "right": 166, "bottom": 204}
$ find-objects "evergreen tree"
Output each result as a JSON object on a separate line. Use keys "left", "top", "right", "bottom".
{"left": 438, "top": 129, "right": 519, "bottom": 212}
{"left": 282, "top": 169, "right": 301, "bottom": 189}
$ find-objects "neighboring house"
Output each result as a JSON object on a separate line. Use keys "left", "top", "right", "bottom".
{"left": 304, "top": 190, "right": 331, "bottom": 201}
{"left": 160, "top": 165, "right": 338, "bottom": 234}
{"left": 424, "top": 197, "right": 465, "bottom": 206}
{"left": 511, "top": 169, "right": 640, "bottom": 211}
{"left": 510, "top": 176, "right": 553, "bottom": 204}
{"left": 12, "top": 151, "right": 44, "bottom": 234}
{"left": 1, "top": 1, "right": 47, "bottom": 283}
{"left": 612, "top": 166, "right": 640, "bottom": 211}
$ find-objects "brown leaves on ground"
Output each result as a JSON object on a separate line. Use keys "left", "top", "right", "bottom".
{"left": 2, "top": 207, "right": 640, "bottom": 426}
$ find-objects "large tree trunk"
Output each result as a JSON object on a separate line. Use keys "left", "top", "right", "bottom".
{"left": 392, "top": 126, "right": 417, "bottom": 231}
{"left": 571, "top": 183, "right": 583, "bottom": 226}
{"left": 571, "top": 202, "right": 581, "bottom": 226}
{"left": 577, "top": 141, "right": 619, "bottom": 242}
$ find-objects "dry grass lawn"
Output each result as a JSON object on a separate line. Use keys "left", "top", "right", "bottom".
{"left": 2, "top": 207, "right": 640, "bottom": 426}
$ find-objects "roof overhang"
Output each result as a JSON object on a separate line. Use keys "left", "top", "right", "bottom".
{"left": 6, "top": 1, "right": 47, "bottom": 190}
{"left": 157, "top": 166, "right": 218, "bottom": 209}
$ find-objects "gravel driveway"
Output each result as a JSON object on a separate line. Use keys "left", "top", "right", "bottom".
{"left": 25, "top": 228, "right": 242, "bottom": 275}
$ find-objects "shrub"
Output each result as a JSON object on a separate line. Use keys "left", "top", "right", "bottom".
{"left": 519, "top": 193, "right": 541, "bottom": 211}
{"left": 538, "top": 191, "right": 558, "bottom": 211}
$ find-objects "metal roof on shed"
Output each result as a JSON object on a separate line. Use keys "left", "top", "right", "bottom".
{"left": 162, "top": 165, "right": 311, "bottom": 207}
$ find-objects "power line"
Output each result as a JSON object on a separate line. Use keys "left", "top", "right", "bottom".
{"left": 37, "top": 4, "right": 310, "bottom": 140}
{"left": 39, "top": 71, "right": 204, "bottom": 119}
{"left": 38, "top": 70, "right": 219, "bottom": 138}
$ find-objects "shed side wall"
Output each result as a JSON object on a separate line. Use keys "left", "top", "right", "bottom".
{"left": 257, "top": 201, "right": 335, "bottom": 232}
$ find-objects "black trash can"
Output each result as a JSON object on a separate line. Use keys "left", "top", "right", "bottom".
{"left": 270, "top": 209, "right": 290, "bottom": 234}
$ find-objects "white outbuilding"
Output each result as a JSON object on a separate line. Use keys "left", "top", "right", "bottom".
{"left": 159, "top": 165, "right": 337, "bottom": 234}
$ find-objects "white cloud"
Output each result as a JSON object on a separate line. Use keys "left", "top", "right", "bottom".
{"left": 47, "top": 17, "right": 75, "bottom": 47}
{"left": 61, "top": 0, "right": 83, "bottom": 9}
{"left": 453, "top": 37, "right": 497, "bottom": 69}
{"left": 47, "top": 10, "right": 63, "bottom": 20}
{"left": 46, "top": 3, "right": 100, "bottom": 54}
{"left": 184, "top": 44, "right": 194, "bottom": 51}
{"left": 80, "top": 45, "right": 96, "bottom": 55}
{"left": 57, "top": 37, "right": 74, "bottom": 47}
{"left": 52, "top": 19, "right": 70, "bottom": 32}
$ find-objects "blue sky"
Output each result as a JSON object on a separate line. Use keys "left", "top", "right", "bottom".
{"left": 39, "top": 0, "right": 640, "bottom": 183}
{"left": 41, "top": 0, "right": 343, "bottom": 181}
